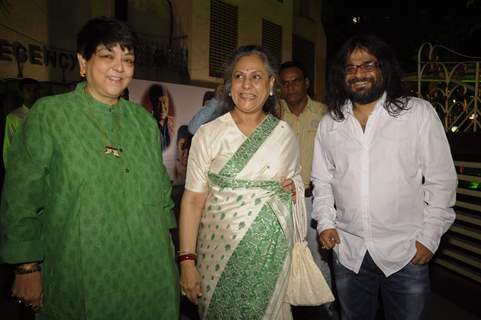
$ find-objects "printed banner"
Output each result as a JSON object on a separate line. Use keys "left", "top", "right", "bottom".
{"left": 129, "top": 79, "right": 211, "bottom": 185}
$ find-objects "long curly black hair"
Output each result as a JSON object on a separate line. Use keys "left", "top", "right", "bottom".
{"left": 326, "top": 34, "right": 410, "bottom": 121}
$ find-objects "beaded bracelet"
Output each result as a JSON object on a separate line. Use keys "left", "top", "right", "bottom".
{"left": 14, "top": 264, "right": 41, "bottom": 275}
{"left": 178, "top": 253, "right": 197, "bottom": 262}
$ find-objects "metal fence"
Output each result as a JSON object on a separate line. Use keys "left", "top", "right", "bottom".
{"left": 434, "top": 161, "right": 481, "bottom": 284}
{"left": 417, "top": 43, "right": 481, "bottom": 133}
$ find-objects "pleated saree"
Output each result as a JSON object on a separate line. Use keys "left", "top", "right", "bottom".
{"left": 185, "top": 113, "right": 303, "bottom": 319}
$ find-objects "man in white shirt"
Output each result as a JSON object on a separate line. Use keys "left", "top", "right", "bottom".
{"left": 311, "top": 35, "right": 457, "bottom": 320}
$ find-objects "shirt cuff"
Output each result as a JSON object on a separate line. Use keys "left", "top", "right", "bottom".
{"left": 416, "top": 233, "right": 440, "bottom": 254}
{"left": 316, "top": 220, "right": 336, "bottom": 235}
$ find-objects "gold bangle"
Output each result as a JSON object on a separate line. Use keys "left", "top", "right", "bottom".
{"left": 177, "top": 250, "right": 196, "bottom": 255}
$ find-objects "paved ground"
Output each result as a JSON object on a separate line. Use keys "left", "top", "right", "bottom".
{"left": 2, "top": 264, "right": 480, "bottom": 319}
{"left": 181, "top": 265, "right": 481, "bottom": 320}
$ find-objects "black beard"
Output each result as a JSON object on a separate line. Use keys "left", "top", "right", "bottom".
{"left": 345, "top": 76, "right": 385, "bottom": 105}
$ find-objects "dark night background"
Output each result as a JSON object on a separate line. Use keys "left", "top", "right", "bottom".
{"left": 322, "top": 0, "right": 481, "bottom": 72}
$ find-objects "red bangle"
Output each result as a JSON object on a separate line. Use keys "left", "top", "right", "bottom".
{"left": 178, "top": 253, "right": 197, "bottom": 262}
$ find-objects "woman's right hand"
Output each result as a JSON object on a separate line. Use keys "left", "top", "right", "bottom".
{"left": 180, "top": 261, "right": 202, "bottom": 304}
{"left": 12, "top": 271, "right": 43, "bottom": 312}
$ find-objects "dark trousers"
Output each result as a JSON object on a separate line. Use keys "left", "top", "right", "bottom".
{"left": 334, "top": 252, "right": 430, "bottom": 320}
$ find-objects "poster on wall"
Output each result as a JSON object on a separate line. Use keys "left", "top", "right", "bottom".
{"left": 128, "top": 79, "right": 211, "bottom": 185}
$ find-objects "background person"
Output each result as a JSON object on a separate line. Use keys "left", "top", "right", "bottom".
{"left": 312, "top": 34, "right": 457, "bottom": 320}
{"left": 279, "top": 60, "right": 333, "bottom": 319}
{"left": 179, "top": 45, "right": 303, "bottom": 320}
{"left": 187, "top": 84, "right": 226, "bottom": 135}
{"left": 202, "top": 90, "right": 215, "bottom": 107}
{"left": 3, "top": 78, "right": 40, "bottom": 164}
{"left": 278, "top": 61, "right": 330, "bottom": 284}
{"left": 0, "top": 16, "right": 179, "bottom": 319}
{"left": 173, "top": 125, "right": 193, "bottom": 187}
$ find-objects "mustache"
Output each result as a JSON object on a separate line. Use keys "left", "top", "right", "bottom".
{"left": 347, "top": 77, "right": 373, "bottom": 85}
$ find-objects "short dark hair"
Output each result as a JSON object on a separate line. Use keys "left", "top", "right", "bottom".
{"left": 202, "top": 90, "right": 215, "bottom": 105}
{"left": 279, "top": 61, "right": 307, "bottom": 79}
{"left": 19, "top": 78, "right": 39, "bottom": 91}
{"left": 77, "top": 16, "right": 138, "bottom": 60}
{"left": 222, "top": 45, "right": 279, "bottom": 116}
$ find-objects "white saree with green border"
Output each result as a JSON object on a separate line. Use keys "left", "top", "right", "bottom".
{"left": 185, "top": 112, "right": 303, "bottom": 320}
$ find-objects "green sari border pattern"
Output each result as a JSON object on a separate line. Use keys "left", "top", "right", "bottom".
{"left": 208, "top": 172, "right": 290, "bottom": 203}
{"left": 205, "top": 203, "right": 289, "bottom": 319}
{"left": 219, "top": 114, "right": 279, "bottom": 178}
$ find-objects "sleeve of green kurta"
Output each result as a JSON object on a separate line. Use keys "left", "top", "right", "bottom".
{"left": 0, "top": 102, "right": 52, "bottom": 264}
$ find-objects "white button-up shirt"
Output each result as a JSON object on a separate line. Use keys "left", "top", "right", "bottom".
{"left": 311, "top": 93, "right": 457, "bottom": 276}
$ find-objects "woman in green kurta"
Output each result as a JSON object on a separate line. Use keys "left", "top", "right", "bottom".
{"left": 0, "top": 17, "right": 179, "bottom": 319}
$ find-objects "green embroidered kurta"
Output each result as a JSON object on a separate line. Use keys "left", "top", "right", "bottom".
{"left": 0, "top": 83, "right": 179, "bottom": 320}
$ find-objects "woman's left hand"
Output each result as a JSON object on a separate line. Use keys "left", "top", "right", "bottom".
{"left": 281, "top": 178, "right": 296, "bottom": 202}
{"left": 180, "top": 261, "right": 202, "bottom": 304}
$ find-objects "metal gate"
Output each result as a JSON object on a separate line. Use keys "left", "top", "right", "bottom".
{"left": 417, "top": 43, "right": 481, "bottom": 283}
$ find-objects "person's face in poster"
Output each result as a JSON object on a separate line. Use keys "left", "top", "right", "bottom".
{"left": 157, "top": 95, "right": 169, "bottom": 125}
{"left": 149, "top": 85, "right": 170, "bottom": 126}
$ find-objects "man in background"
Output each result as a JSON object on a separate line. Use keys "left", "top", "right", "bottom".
{"left": 3, "top": 78, "right": 40, "bottom": 164}
{"left": 188, "top": 86, "right": 224, "bottom": 135}
{"left": 202, "top": 90, "right": 215, "bottom": 107}
{"left": 279, "top": 61, "right": 332, "bottom": 312}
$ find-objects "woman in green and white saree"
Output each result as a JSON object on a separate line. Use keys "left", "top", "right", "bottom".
{"left": 179, "top": 45, "right": 304, "bottom": 320}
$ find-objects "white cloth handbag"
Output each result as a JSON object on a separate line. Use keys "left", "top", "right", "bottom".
{"left": 285, "top": 180, "right": 335, "bottom": 306}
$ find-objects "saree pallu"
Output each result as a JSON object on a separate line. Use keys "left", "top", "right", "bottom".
{"left": 193, "top": 114, "right": 302, "bottom": 320}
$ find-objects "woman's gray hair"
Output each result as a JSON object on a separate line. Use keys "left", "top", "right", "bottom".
{"left": 221, "top": 45, "right": 279, "bottom": 116}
